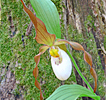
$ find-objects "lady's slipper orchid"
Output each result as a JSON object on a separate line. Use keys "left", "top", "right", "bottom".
{"left": 50, "top": 47, "right": 72, "bottom": 80}
{"left": 20, "top": 0, "right": 97, "bottom": 99}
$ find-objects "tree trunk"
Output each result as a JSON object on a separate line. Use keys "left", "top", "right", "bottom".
{"left": 62, "top": 0, "right": 106, "bottom": 99}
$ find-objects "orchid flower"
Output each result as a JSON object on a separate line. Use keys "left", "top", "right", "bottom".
{"left": 20, "top": 0, "right": 97, "bottom": 100}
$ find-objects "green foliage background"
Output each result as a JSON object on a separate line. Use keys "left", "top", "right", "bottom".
{"left": 0, "top": 0, "right": 105, "bottom": 100}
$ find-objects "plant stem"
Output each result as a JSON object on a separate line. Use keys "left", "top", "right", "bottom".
{"left": 67, "top": 49, "right": 93, "bottom": 92}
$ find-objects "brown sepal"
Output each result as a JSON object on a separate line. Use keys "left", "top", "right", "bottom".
{"left": 55, "top": 39, "right": 84, "bottom": 50}
{"left": 84, "top": 51, "right": 92, "bottom": 67}
{"left": 33, "top": 46, "right": 49, "bottom": 100}
{"left": 33, "top": 58, "right": 43, "bottom": 99}
{"left": 69, "top": 41, "right": 84, "bottom": 51}
{"left": 33, "top": 69, "right": 43, "bottom": 100}
{"left": 20, "top": 0, "right": 56, "bottom": 46}
{"left": 55, "top": 39, "right": 97, "bottom": 92}
{"left": 90, "top": 67, "right": 97, "bottom": 93}
{"left": 35, "top": 17, "right": 56, "bottom": 46}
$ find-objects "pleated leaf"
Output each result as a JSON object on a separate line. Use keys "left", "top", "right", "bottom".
{"left": 46, "top": 84, "right": 100, "bottom": 100}
{"left": 30, "top": 0, "right": 61, "bottom": 38}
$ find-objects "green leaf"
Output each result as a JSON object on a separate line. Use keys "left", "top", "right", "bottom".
{"left": 30, "top": 0, "right": 61, "bottom": 38}
{"left": 46, "top": 84, "right": 100, "bottom": 100}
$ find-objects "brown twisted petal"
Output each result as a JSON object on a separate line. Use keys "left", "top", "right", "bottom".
{"left": 54, "top": 39, "right": 84, "bottom": 50}
{"left": 55, "top": 39, "right": 92, "bottom": 66}
{"left": 90, "top": 67, "right": 97, "bottom": 93}
{"left": 20, "top": 0, "right": 56, "bottom": 46}
{"left": 33, "top": 45, "right": 49, "bottom": 100}
{"left": 55, "top": 39, "right": 97, "bottom": 92}
{"left": 84, "top": 51, "right": 92, "bottom": 67}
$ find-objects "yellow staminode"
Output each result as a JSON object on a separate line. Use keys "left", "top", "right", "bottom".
{"left": 49, "top": 49, "right": 59, "bottom": 57}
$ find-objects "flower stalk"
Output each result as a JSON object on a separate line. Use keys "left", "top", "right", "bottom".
{"left": 20, "top": 0, "right": 98, "bottom": 99}
{"left": 67, "top": 49, "right": 93, "bottom": 92}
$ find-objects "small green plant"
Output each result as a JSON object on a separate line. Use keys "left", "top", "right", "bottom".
{"left": 20, "top": 0, "right": 100, "bottom": 100}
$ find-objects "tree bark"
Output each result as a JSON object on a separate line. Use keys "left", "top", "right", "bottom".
{"left": 62, "top": 0, "right": 106, "bottom": 99}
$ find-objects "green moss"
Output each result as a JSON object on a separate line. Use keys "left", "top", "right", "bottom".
{"left": 51, "top": 0, "right": 63, "bottom": 14}
{"left": 1, "top": 0, "right": 76, "bottom": 99}
{"left": 67, "top": 15, "right": 105, "bottom": 98}
{"left": 1, "top": 0, "right": 104, "bottom": 99}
